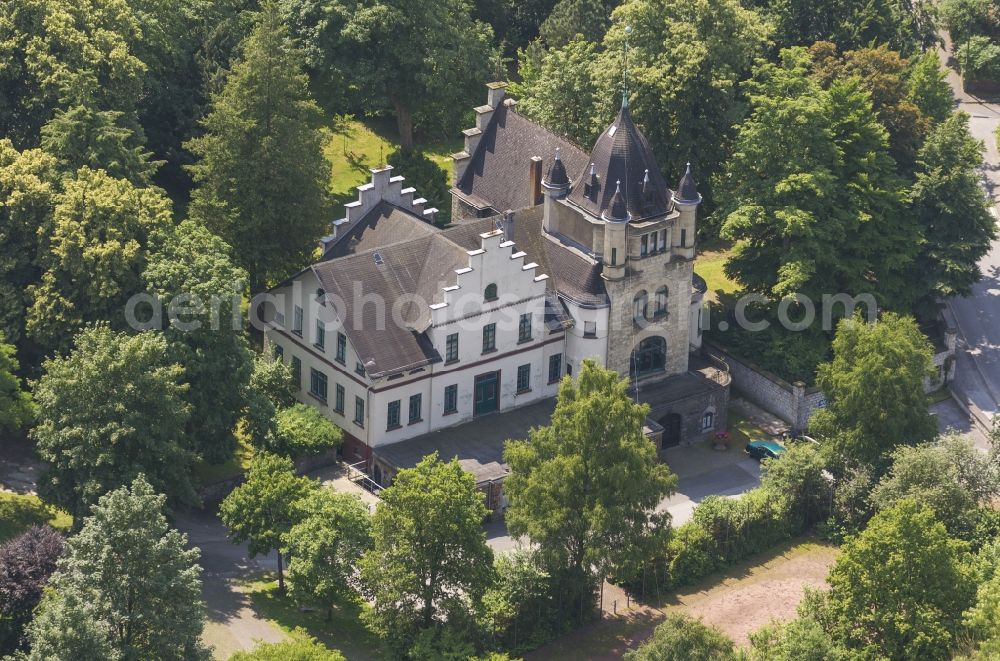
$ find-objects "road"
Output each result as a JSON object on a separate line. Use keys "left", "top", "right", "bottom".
{"left": 939, "top": 35, "right": 1000, "bottom": 435}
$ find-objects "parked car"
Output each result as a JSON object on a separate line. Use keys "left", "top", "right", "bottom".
{"left": 745, "top": 438, "right": 786, "bottom": 461}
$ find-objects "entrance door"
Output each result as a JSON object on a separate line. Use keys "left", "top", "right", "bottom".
{"left": 474, "top": 371, "right": 500, "bottom": 416}
{"left": 660, "top": 413, "right": 682, "bottom": 448}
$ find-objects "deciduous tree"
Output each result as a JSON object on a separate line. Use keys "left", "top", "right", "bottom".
{"left": 602, "top": 0, "right": 772, "bottom": 211}
{"left": 624, "top": 612, "right": 737, "bottom": 660}
{"left": 823, "top": 500, "right": 976, "bottom": 659}
{"left": 219, "top": 452, "right": 316, "bottom": 591}
{"left": 718, "top": 47, "right": 916, "bottom": 306}
{"left": 0, "top": 526, "right": 64, "bottom": 654}
{"left": 32, "top": 326, "right": 197, "bottom": 522}
{"left": 811, "top": 314, "right": 937, "bottom": 472}
{"left": 870, "top": 434, "right": 1000, "bottom": 539}
{"left": 230, "top": 632, "right": 346, "bottom": 660}
{"left": 510, "top": 38, "right": 604, "bottom": 148}
{"left": 359, "top": 453, "right": 493, "bottom": 653}
{"left": 0, "top": 141, "right": 57, "bottom": 344}
{"left": 504, "top": 360, "right": 676, "bottom": 602}
{"left": 23, "top": 476, "right": 209, "bottom": 660}
{"left": 0, "top": 335, "right": 32, "bottom": 434}
{"left": 243, "top": 349, "right": 296, "bottom": 450}
{"left": 339, "top": 0, "right": 496, "bottom": 145}
{"left": 272, "top": 404, "right": 343, "bottom": 458}
{"left": 26, "top": 168, "right": 174, "bottom": 354}
{"left": 285, "top": 489, "right": 370, "bottom": 619}
{"left": 909, "top": 111, "right": 997, "bottom": 317}
{"left": 143, "top": 219, "right": 252, "bottom": 463}
{"left": 0, "top": 0, "right": 145, "bottom": 147}
{"left": 186, "top": 2, "right": 331, "bottom": 293}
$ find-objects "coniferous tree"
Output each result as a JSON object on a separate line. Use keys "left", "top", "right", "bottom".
{"left": 186, "top": 2, "right": 331, "bottom": 293}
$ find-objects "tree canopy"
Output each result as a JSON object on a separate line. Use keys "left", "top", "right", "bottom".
{"left": 186, "top": 2, "right": 331, "bottom": 293}
{"left": 219, "top": 452, "right": 317, "bottom": 591}
{"left": 810, "top": 313, "right": 938, "bottom": 471}
{"left": 32, "top": 325, "right": 197, "bottom": 522}
{"left": 285, "top": 488, "right": 371, "bottom": 619}
{"left": 360, "top": 453, "right": 493, "bottom": 654}
{"left": 504, "top": 360, "right": 676, "bottom": 597}
{"left": 717, "top": 47, "right": 915, "bottom": 306}
{"left": 823, "top": 500, "right": 976, "bottom": 660}
{"left": 24, "top": 476, "right": 209, "bottom": 660}
{"left": 0, "top": 335, "right": 32, "bottom": 433}
{"left": 0, "top": 525, "right": 64, "bottom": 655}
{"left": 143, "top": 219, "right": 252, "bottom": 463}
{"left": 26, "top": 168, "right": 174, "bottom": 353}
{"left": 624, "top": 612, "right": 736, "bottom": 660}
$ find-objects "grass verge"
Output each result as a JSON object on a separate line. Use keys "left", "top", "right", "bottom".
{"left": 0, "top": 492, "right": 72, "bottom": 542}
{"left": 694, "top": 244, "right": 739, "bottom": 303}
{"left": 244, "top": 576, "right": 389, "bottom": 661}
{"left": 324, "top": 117, "right": 460, "bottom": 217}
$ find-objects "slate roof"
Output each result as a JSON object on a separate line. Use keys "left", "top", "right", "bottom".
{"left": 322, "top": 201, "right": 437, "bottom": 260}
{"left": 544, "top": 148, "right": 569, "bottom": 187}
{"left": 301, "top": 207, "right": 603, "bottom": 378}
{"left": 443, "top": 212, "right": 609, "bottom": 308}
{"left": 454, "top": 102, "right": 589, "bottom": 213}
{"left": 676, "top": 163, "right": 701, "bottom": 204}
{"left": 567, "top": 105, "right": 672, "bottom": 221}
{"left": 310, "top": 234, "right": 473, "bottom": 377}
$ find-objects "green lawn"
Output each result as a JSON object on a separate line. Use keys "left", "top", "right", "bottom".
{"left": 0, "top": 492, "right": 72, "bottom": 542}
{"left": 244, "top": 577, "right": 389, "bottom": 661}
{"left": 694, "top": 245, "right": 739, "bottom": 303}
{"left": 324, "top": 117, "right": 460, "bottom": 216}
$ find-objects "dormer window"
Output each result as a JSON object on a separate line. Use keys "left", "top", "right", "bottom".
{"left": 484, "top": 283, "right": 498, "bottom": 301}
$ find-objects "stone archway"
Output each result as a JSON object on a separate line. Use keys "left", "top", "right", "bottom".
{"left": 631, "top": 335, "right": 666, "bottom": 377}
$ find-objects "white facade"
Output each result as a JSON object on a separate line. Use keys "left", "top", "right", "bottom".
{"left": 263, "top": 224, "right": 587, "bottom": 461}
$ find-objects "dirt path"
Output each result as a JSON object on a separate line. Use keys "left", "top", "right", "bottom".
{"left": 667, "top": 540, "right": 837, "bottom": 646}
{"left": 529, "top": 539, "right": 838, "bottom": 660}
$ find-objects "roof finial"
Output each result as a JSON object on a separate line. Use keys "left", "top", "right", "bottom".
{"left": 555, "top": 146, "right": 561, "bottom": 161}
{"left": 622, "top": 25, "right": 632, "bottom": 109}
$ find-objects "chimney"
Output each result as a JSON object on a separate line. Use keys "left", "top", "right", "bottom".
{"left": 502, "top": 209, "right": 514, "bottom": 242}
{"left": 486, "top": 82, "right": 507, "bottom": 109}
{"left": 528, "top": 156, "right": 543, "bottom": 207}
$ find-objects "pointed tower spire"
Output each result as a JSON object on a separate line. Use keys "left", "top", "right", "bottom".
{"left": 543, "top": 146, "right": 569, "bottom": 189}
{"left": 604, "top": 179, "right": 629, "bottom": 222}
{"left": 674, "top": 161, "right": 701, "bottom": 205}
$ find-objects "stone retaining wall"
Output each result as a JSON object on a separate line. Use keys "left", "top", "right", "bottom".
{"left": 706, "top": 332, "right": 955, "bottom": 432}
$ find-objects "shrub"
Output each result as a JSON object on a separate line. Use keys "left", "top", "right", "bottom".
{"left": 624, "top": 612, "right": 737, "bottom": 660}
{"left": 272, "top": 403, "right": 343, "bottom": 457}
